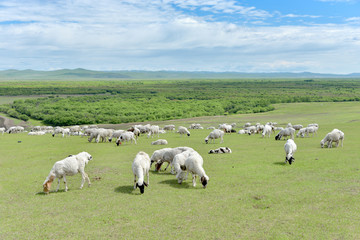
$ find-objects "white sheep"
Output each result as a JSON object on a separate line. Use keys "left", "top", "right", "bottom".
{"left": 284, "top": 139, "right": 297, "bottom": 165}
{"left": 305, "top": 126, "right": 318, "bottom": 137}
{"left": 42, "top": 152, "right": 92, "bottom": 193}
{"left": 296, "top": 128, "right": 307, "bottom": 138}
{"left": 151, "top": 139, "right": 168, "bottom": 145}
{"left": 275, "top": 127, "right": 295, "bottom": 140}
{"left": 177, "top": 126, "right": 190, "bottom": 137}
{"left": 28, "top": 131, "right": 46, "bottom": 135}
{"left": 116, "top": 131, "right": 137, "bottom": 146}
{"left": 189, "top": 123, "right": 203, "bottom": 129}
{"left": 262, "top": 124, "right": 273, "bottom": 138}
{"left": 320, "top": 129, "right": 345, "bottom": 148}
{"left": 237, "top": 129, "right": 249, "bottom": 135}
{"left": 132, "top": 151, "right": 151, "bottom": 194}
{"left": 52, "top": 127, "right": 70, "bottom": 137}
{"left": 163, "top": 125, "right": 175, "bottom": 131}
{"left": 175, "top": 150, "right": 209, "bottom": 188}
{"left": 108, "top": 130, "right": 125, "bottom": 142}
{"left": 88, "top": 128, "right": 113, "bottom": 143}
{"left": 151, "top": 147, "right": 194, "bottom": 173}
{"left": 208, "top": 147, "right": 232, "bottom": 154}
{"left": 245, "top": 126, "right": 257, "bottom": 135}
{"left": 205, "top": 129, "right": 224, "bottom": 144}
{"left": 147, "top": 125, "right": 160, "bottom": 138}
{"left": 219, "top": 123, "right": 232, "bottom": 133}
{"left": 0, "top": 127, "right": 5, "bottom": 135}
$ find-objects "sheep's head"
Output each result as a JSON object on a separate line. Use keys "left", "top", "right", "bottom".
{"left": 155, "top": 162, "right": 163, "bottom": 171}
{"left": 201, "top": 175, "right": 209, "bottom": 188}
{"left": 208, "top": 150, "right": 215, "bottom": 154}
{"left": 286, "top": 156, "right": 295, "bottom": 165}
{"left": 116, "top": 139, "right": 122, "bottom": 146}
{"left": 187, "top": 133, "right": 190, "bottom": 137}
{"left": 136, "top": 182, "right": 148, "bottom": 194}
{"left": 275, "top": 134, "right": 280, "bottom": 140}
{"left": 320, "top": 140, "right": 325, "bottom": 148}
{"left": 43, "top": 176, "right": 55, "bottom": 193}
{"left": 108, "top": 138, "right": 112, "bottom": 142}
{"left": 205, "top": 137, "right": 209, "bottom": 144}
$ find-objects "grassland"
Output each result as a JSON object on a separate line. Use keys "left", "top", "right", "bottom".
{"left": 0, "top": 101, "right": 359, "bottom": 239}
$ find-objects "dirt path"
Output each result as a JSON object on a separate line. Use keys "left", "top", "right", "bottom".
{"left": 0, "top": 115, "right": 28, "bottom": 129}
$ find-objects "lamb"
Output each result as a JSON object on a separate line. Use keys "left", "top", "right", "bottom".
{"left": 132, "top": 151, "right": 151, "bottom": 194}
{"left": 237, "top": 129, "right": 249, "bottom": 135}
{"left": 177, "top": 126, "right": 190, "bottom": 136}
{"left": 275, "top": 127, "right": 295, "bottom": 140}
{"left": 320, "top": 129, "right": 345, "bottom": 148}
{"left": 151, "top": 139, "right": 168, "bottom": 145}
{"left": 151, "top": 147, "right": 194, "bottom": 173}
{"left": 116, "top": 131, "right": 137, "bottom": 146}
{"left": 208, "top": 147, "right": 232, "bottom": 154}
{"left": 262, "top": 124, "right": 273, "bottom": 138}
{"left": 175, "top": 150, "right": 209, "bottom": 188}
{"left": 205, "top": 129, "right": 224, "bottom": 144}
{"left": 284, "top": 139, "right": 297, "bottom": 165}
{"left": 42, "top": 152, "right": 92, "bottom": 193}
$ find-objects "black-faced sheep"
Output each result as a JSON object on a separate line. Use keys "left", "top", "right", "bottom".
{"left": 177, "top": 126, "right": 190, "bottom": 137}
{"left": 284, "top": 139, "right": 297, "bottom": 165}
{"left": 275, "top": 127, "right": 295, "bottom": 140}
{"left": 132, "top": 151, "right": 150, "bottom": 194}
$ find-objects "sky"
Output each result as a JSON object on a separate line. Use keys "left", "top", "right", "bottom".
{"left": 0, "top": 0, "right": 359, "bottom": 73}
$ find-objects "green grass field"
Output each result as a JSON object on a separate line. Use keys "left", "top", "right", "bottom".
{"left": 1, "top": 102, "right": 359, "bottom": 239}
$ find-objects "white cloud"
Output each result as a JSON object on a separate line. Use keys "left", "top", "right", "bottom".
{"left": 0, "top": 0, "right": 359, "bottom": 73}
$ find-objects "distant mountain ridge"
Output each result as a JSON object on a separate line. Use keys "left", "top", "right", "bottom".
{"left": 0, "top": 68, "right": 359, "bottom": 80}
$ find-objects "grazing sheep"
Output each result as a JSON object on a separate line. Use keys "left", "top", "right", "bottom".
{"left": 116, "top": 131, "right": 137, "bottom": 146}
{"left": 296, "top": 128, "right": 307, "bottom": 138}
{"left": 275, "top": 127, "right": 295, "bottom": 140}
{"left": 175, "top": 150, "right": 209, "bottom": 188}
{"left": 147, "top": 125, "right": 160, "bottom": 138}
{"left": 151, "top": 147, "right": 194, "bottom": 173}
{"left": 208, "top": 147, "right": 232, "bottom": 154}
{"left": 177, "top": 126, "right": 190, "bottom": 137}
{"left": 52, "top": 127, "right": 70, "bottom": 137}
{"left": 163, "top": 125, "right": 175, "bottom": 131}
{"left": 219, "top": 123, "right": 232, "bottom": 133}
{"left": 6, "top": 126, "right": 24, "bottom": 134}
{"left": 132, "top": 151, "right": 151, "bottom": 194}
{"left": 243, "top": 122, "right": 251, "bottom": 128}
{"left": 292, "top": 124, "right": 303, "bottom": 130}
{"left": 69, "top": 125, "right": 81, "bottom": 135}
{"left": 42, "top": 152, "right": 92, "bottom": 193}
{"left": 320, "top": 129, "right": 345, "bottom": 148}
{"left": 305, "top": 126, "right": 318, "bottom": 137}
{"left": 88, "top": 128, "right": 113, "bottom": 143}
{"left": 284, "top": 139, "right": 297, "bottom": 165}
{"left": 189, "top": 123, "right": 203, "bottom": 129}
{"left": 207, "top": 126, "right": 216, "bottom": 130}
{"left": 262, "top": 124, "right": 273, "bottom": 138}
{"left": 108, "top": 130, "right": 125, "bottom": 142}
{"left": 205, "top": 129, "right": 224, "bottom": 144}
{"left": 151, "top": 139, "right": 168, "bottom": 145}
{"left": 245, "top": 126, "right": 257, "bottom": 135}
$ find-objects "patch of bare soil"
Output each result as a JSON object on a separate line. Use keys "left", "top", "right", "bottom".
{"left": 0, "top": 115, "right": 29, "bottom": 129}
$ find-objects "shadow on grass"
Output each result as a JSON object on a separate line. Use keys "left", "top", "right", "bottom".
{"left": 114, "top": 185, "right": 139, "bottom": 195}
{"left": 35, "top": 189, "right": 67, "bottom": 195}
{"left": 273, "top": 161, "right": 286, "bottom": 166}
{"left": 158, "top": 179, "right": 192, "bottom": 189}
{"left": 151, "top": 170, "right": 173, "bottom": 176}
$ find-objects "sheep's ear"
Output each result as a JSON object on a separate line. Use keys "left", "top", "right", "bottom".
{"left": 143, "top": 182, "right": 148, "bottom": 187}
{"left": 136, "top": 183, "right": 139, "bottom": 189}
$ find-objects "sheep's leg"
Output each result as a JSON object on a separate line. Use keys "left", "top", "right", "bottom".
{"left": 63, "top": 176, "right": 68, "bottom": 192}
{"left": 133, "top": 137, "right": 137, "bottom": 145}
{"left": 133, "top": 175, "right": 137, "bottom": 189}
{"left": 164, "top": 162, "right": 171, "bottom": 171}
{"left": 56, "top": 178, "right": 60, "bottom": 192}
{"left": 84, "top": 172, "right": 91, "bottom": 187}
{"left": 192, "top": 174, "right": 197, "bottom": 187}
{"left": 147, "top": 171, "right": 149, "bottom": 186}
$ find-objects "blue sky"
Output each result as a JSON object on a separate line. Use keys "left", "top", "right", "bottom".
{"left": 0, "top": 0, "right": 359, "bottom": 73}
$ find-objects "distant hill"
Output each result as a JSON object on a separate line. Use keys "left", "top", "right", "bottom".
{"left": 0, "top": 68, "right": 359, "bottom": 80}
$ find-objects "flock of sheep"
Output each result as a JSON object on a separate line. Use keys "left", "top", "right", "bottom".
{"left": 1, "top": 121, "right": 344, "bottom": 194}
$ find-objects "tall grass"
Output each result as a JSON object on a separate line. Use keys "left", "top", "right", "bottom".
{"left": 0, "top": 102, "right": 359, "bottom": 239}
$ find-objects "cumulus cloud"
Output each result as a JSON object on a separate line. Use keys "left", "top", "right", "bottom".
{"left": 0, "top": 0, "right": 359, "bottom": 73}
